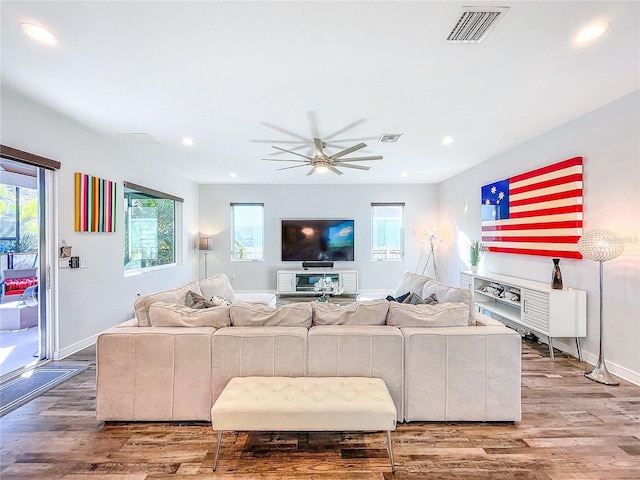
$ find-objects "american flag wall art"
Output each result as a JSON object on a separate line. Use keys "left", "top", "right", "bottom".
{"left": 481, "top": 157, "right": 583, "bottom": 259}
{"left": 74, "top": 172, "right": 117, "bottom": 232}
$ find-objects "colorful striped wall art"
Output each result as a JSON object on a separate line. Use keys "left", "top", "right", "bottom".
{"left": 74, "top": 172, "right": 117, "bottom": 232}
{"left": 481, "top": 157, "right": 583, "bottom": 259}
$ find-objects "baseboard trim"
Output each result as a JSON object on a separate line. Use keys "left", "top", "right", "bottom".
{"left": 53, "top": 334, "right": 98, "bottom": 361}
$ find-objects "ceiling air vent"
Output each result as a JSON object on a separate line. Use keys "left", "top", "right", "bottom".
{"left": 446, "top": 6, "right": 509, "bottom": 43}
{"left": 378, "top": 134, "right": 404, "bottom": 144}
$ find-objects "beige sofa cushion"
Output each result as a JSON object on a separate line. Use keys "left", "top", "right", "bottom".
{"left": 148, "top": 301, "right": 230, "bottom": 328}
{"left": 421, "top": 279, "right": 475, "bottom": 325}
{"left": 230, "top": 301, "right": 312, "bottom": 327}
{"left": 199, "top": 273, "right": 235, "bottom": 302}
{"left": 386, "top": 301, "right": 470, "bottom": 327}
{"left": 134, "top": 281, "right": 202, "bottom": 327}
{"left": 311, "top": 299, "right": 389, "bottom": 326}
{"left": 393, "top": 271, "right": 431, "bottom": 297}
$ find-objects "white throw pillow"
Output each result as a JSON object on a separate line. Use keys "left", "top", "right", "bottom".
{"left": 421, "top": 279, "right": 474, "bottom": 325}
{"left": 393, "top": 271, "right": 432, "bottom": 298}
{"left": 311, "top": 299, "right": 389, "bottom": 326}
{"left": 199, "top": 273, "right": 235, "bottom": 303}
{"left": 149, "top": 301, "right": 230, "bottom": 328}
{"left": 386, "top": 301, "right": 470, "bottom": 327}
{"left": 134, "top": 281, "right": 202, "bottom": 327}
{"left": 230, "top": 301, "right": 312, "bottom": 327}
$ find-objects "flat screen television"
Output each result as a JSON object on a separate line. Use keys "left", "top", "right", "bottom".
{"left": 281, "top": 219, "right": 355, "bottom": 262}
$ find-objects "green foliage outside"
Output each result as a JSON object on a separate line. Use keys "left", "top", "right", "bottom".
{"left": 124, "top": 196, "right": 175, "bottom": 269}
{"left": 0, "top": 184, "right": 39, "bottom": 253}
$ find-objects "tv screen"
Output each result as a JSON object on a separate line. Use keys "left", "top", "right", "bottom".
{"left": 281, "top": 219, "right": 355, "bottom": 262}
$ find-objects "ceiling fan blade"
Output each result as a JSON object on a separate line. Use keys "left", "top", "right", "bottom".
{"left": 313, "top": 137, "right": 325, "bottom": 157}
{"left": 262, "top": 158, "right": 308, "bottom": 163}
{"left": 307, "top": 112, "right": 320, "bottom": 138}
{"left": 324, "top": 119, "right": 367, "bottom": 140}
{"left": 338, "top": 164, "right": 371, "bottom": 170}
{"left": 261, "top": 122, "right": 309, "bottom": 141}
{"left": 277, "top": 164, "right": 309, "bottom": 171}
{"left": 271, "top": 146, "right": 314, "bottom": 160}
{"left": 332, "top": 142, "right": 366, "bottom": 159}
{"left": 337, "top": 155, "right": 383, "bottom": 162}
{"left": 306, "top": 167, "right": 317, "bottom": 176}
{"left": 328, "top": 166, "right": 343, "bottom": 175}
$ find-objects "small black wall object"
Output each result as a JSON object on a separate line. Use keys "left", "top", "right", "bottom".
{"left": 69, "top": 256, "right": 80, "bottom": 269}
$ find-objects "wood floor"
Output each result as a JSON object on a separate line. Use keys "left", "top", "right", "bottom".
{"left": 1, "top": 340, "right": 639, "bottom": 479}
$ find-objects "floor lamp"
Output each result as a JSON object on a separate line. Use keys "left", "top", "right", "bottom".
{"left": 199, "top": 237, "right": 214, "bottom": 279}
{"left": 421, "top": 233, "right": 440, "bottom": 280}
{"left": 576, "top": 229, "right": 624, "bottom": 386}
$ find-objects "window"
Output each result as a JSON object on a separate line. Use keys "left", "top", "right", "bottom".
{"left": 231, "top": 203, "right": 264, "bottom": 261}
{"left": 0, "top": 184, "right": 39, "bottom": 254}
{"left": 371, "top": 203, "right": 404, "bottom": 260}
{"left": 124, "top": 182, "right": 183, "bottom": 271}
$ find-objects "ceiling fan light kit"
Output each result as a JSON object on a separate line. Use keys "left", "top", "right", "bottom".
{"left": 263, "top": 137, "right": 383, "bottom": 176}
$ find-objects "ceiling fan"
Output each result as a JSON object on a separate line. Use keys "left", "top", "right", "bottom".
{"left": 262, "top": 138, "right": 383, "bottom": 175}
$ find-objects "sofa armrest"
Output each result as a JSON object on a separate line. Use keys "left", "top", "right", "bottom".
{"left": 96, "top": 326, "right": 216, "bottom": 421}
{"left": 401, "top": 325, "right": 521, "bottom": 422}
{"left": 116, "top": 318, "right": 139, "bottom": 328}
{"left": 474, "top": 311, "right": 506, "bottom": 327}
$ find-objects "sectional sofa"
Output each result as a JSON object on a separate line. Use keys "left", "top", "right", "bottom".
{"left": 96, "top": 272, "right": 522, "bottom": 423}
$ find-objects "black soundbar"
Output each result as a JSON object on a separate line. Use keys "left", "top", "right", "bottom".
{"left": 302, "top": 261, "right": 334, "bottom": 269}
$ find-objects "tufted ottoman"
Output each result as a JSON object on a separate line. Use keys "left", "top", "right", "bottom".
{"left": 211, "top": 376, "right": 397, "bottom": 472}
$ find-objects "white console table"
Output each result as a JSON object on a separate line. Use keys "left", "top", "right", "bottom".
{"left": 277, "top": 269, "right": 358, "bottom": 296}
{"left": 460, "top": 271, "right": 586, "bottom": 361}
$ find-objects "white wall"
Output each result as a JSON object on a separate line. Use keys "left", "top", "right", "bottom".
{"left": 1, "top": 86, "right": 200, "bottom": 358}
{"left": 438, "top": 91, "right": 640, "bottom": 384}
{"left": 199, "top": 184, "right": 438, "bottom": 292}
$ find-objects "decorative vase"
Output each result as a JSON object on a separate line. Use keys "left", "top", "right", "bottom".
{"left": 471, "top": 264, "right": 478, "bottom": 273}
{"left": 551, "top": 258, "right": 563, "bottom": 290}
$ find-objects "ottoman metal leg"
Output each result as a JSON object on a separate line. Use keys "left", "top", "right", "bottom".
{"left": 213, "top": 430, "right": 223, "bottom": 471}
{"left": 386, "top": 430, "right": 395, "bottom": 473}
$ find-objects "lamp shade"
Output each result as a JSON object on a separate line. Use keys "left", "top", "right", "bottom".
{"left": 577, "top": 229, "right": 624, "bottom": 262}
{"left": 199, "top": 237, "right": 214, "bottom": 251}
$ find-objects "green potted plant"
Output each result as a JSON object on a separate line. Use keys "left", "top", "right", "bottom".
{"left": 469, "top": 240, "right": 482, "bottom": 272}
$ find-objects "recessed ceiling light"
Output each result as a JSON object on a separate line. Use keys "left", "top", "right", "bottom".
{"left": 229, "top": 173, "right": 236, "bottom": 178}
{"left": 575, "top": 21, "right": 610, "bottom": 44}
{"left": 21, "top": 22, "right": 58, "bottom": 46}
{"left": 442, "top": 136, "right": 455, "bottom": 146}
{"left": 181, "top": 137, "right": 194, "bottom": 147}
{"left": 401, "top": 172, "right": 408, "bottom": 177}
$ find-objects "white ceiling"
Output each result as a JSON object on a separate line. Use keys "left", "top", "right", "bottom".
{"left": 1, "top": 1, "right": 638, "bottom": 184}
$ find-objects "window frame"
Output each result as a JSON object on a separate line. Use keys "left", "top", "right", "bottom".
{"left": 123, "top": 181, "right": 183, "bottom": 275}
{"left": 230, "top": 203, "right": 264, "bottom": 262}
{"left": 371, "top": 202, "right": 405, "bottom": 261}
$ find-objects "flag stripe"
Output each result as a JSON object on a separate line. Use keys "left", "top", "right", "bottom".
{"left": 510, "top": 181, "right": 582, "bottom": 202}
{"left": 511, "top": 205, "right": 583, "bottom": 219}
{"left": 510, "top": 188, "right": 582, "bottom": 207}
{"left": 510, "top": 174, "right": 583, "bottom": 195}
{"left": 487, "top": 246, "right": 583, "bottom": 259}
{"left": 511, "top": 199, "right": 582, "bottom": 215}
{"left": 482, "top": 235, "right": 581, "bottom": 243}
{"left": 509, "top": 156, "right": 582, "bottom": 184}
{"left": 510, "top": 165, "right": 582, "bottom": 190}
{"left": 482, "top": 220, "right": 582, "bottom": 232}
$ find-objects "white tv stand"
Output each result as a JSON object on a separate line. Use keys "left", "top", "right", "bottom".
{"left": 460, "top": 271, "right": 586, "bottom": 361}
{"left": 277, "top": 269, "right": 358, "bottom": 296}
